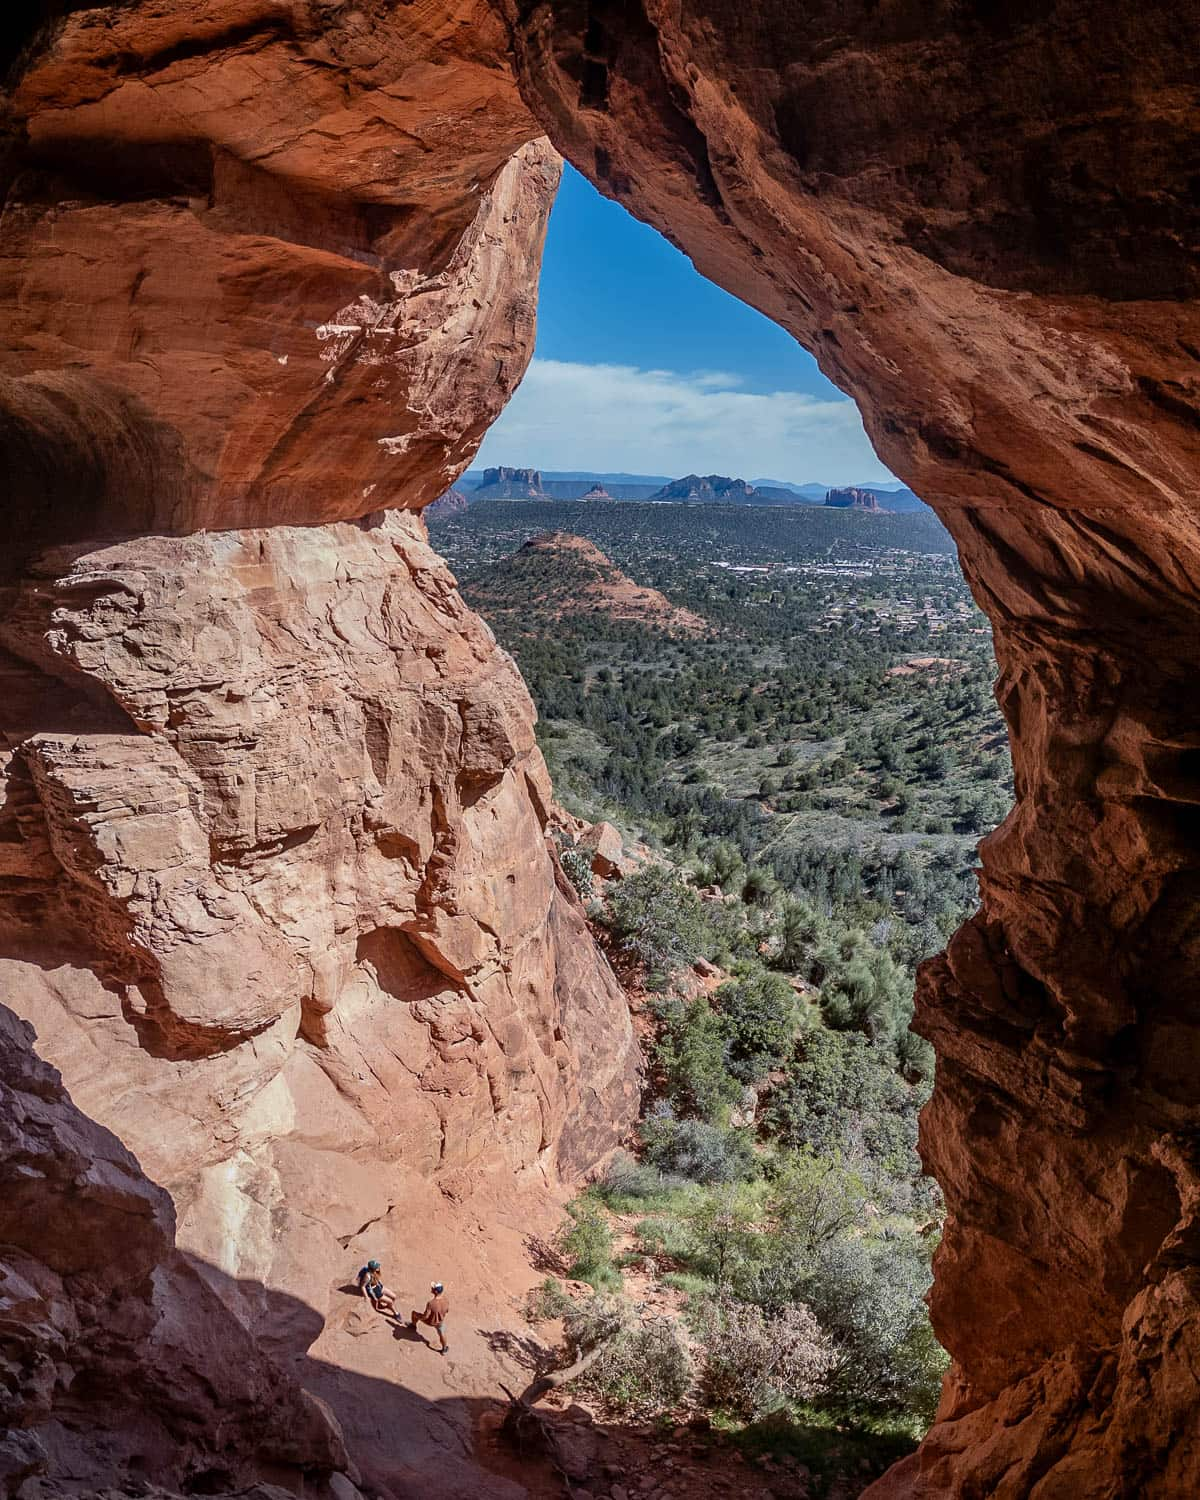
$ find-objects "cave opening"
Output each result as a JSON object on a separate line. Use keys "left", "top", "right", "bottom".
{"left": 425, "top": 155, "right": 1023, "bottom": 1457}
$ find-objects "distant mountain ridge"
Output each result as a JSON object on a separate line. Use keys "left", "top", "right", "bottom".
{"left": 439, "top": 467, "right": 931, "bottom": 512}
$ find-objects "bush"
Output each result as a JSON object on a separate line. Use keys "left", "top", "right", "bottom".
{"left": 773, "top": 899, "right": 823, "bottom": 974}
{"left": 558, "top": 838, "right": 595, "bottom": 898}
{"left": 763, "top": 1029, "right": 920, "bottom": 1176}
{"left": 564, "top": 1295, "right": 694, "bottom": 1415}
{"left": 717, "top": 968, "right": 800, "bottom": 1083}
{"left": 641, "top": 1112, "right": 755, "bottom": 1185}
{"left": 558, "top": 1199, "right": 619, "bottom": 1289}
{"left": 606, "top": 865, "right": 708, "bottom": 978}
{"left": 653, "top": 998, "right": 740, "bottom": 1123}
{"left": 812, "top": 928, "right": 912, "bottom": 1049}
{"left": 599, "top": 1148, "right": 675, "bottom": 1201}
{"left": 800, "top": 1236, "right": 947, "bottom": 1419}
{"left": 694, "top": 1294, "right": 836, "bottom": 1418}
{"left": 524, "top": 1275, "right": 573, "bottom": 1323}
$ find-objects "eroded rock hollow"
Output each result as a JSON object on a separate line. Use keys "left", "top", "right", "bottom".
{"left": 2, "top": 1, "right": 1199, "bottom": 1497}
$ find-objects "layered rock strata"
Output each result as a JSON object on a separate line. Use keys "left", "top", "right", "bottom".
{"left": 0, "top": 1, "right": 553, "bottom": 545}
{"left": 0, "top": 1002, "right": 352, "bottom": 1498}
{"left": 494, "top": 7, "right": 1200, "bottom": 1493}
{"left": 0, "top": 511, "right": 638, "bottom": 1492}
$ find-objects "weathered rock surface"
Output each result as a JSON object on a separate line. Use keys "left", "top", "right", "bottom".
{"left": 0, "top": 510, "right": 637, "bottom": 1183}
{"left": 0, "top": 3, "right": 555, "bottom": 549}
{"left": 824, "top": 486, "right": 884, "bottom": 513}
{"left": 427, "top": 487, "right": 472, "bottom": 521}
{"left": 469, "top": 467, "right": 548, "bottom": 499}
{"left": 492, "top": 6, "right": 1200, "bottom": 1494}
{"left": 0, "top": 1003, "right": 353, "bottom": 1497}
{"left": 0, "top": 511, "right": 639, "bottom": 1495}
{"left": 3, "top": 0, "right": 1200, "bottom": 1496}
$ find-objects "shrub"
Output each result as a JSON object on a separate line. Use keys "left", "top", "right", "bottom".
{"left": 599, "top": 1148, "right": 675, "bottom": 1201}
{"left": 558, "top": 1199, "right": 619, "bottom": 1290}
{"left": 694, "top": 1294, "right": 836, "bottom": 1418}
{"left": 741, "top": 866, "right": 779, "bottom": 906}
{"left": 800, "top": 1236, "right": 947, "bottom": 1419}
{"left": 523, "top": 1276, "right": 573, "bottom": 1323}
{"left": 606, "top": 865, "right": 708, "bottom": 978}
{"left": 763, "top": 1029, "right": 919, "bottom": 1176}
{"left": 564, "top": 1295, "right": 694, "bottom": 1415}
{"left": 681, "top": 1182, "right": 765, "bottom": 1287}
{"left": 813, "top": 928, "right": 912, "bottom": 1048}
{"left": 641, "top": 1112, "right": 755, "bottom": 1184}
{"left": 653, "top": 998, "right": 740, "bottom": 1123}
{"left": 717, "top": 968, "right": 800, "bottom": 1083}
{"left": 558, "top": 838, "right": 595, "bottom": 898}
{"left": 773, "top": 899, "right": 823, "bottom": 974}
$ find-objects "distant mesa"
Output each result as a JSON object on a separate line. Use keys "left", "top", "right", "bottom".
{"left": 468, "top": 465, "right": 546, "bottom": 499}
{"left": 468, "top": 531, "right": 706, "bottom": 635}
{"left": 649, "top": 473, "right": 759, "bottom": 503}
{"left": 824, "top": 485, "right": 887, "bottom": 512}
{"left": 432, "top": 467, "right": 929, "bottom": 512}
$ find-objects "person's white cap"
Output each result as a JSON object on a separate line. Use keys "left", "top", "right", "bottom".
{"left": 432, "top": 1281, "right": 444, "bottom": 1292}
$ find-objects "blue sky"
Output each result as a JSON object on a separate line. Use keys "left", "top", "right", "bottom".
{"left": 476, "top": 164, "right": 895, "bottom": 485}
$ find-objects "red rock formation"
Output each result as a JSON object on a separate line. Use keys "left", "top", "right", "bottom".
{"left": 426, "top": 487, "right": 471, "bottom": 520}
{"left": 2, "top": 1, "right": 1200, "bottom": 1496}
{"left": 0, "top": 1002, "right": 353, "bottom": 1497}
{"left": 0, "top": 3, "right": 553, "bottom": 546}
{"left": 0, "top": 509, "right": 638, "bottom": 1494}
{"left": 824, "top": 486, "right": 884, "bottom": 513}
{"left": 492, "top": 7, "right": 1200, "bottom": 1493}
{"left": 467, "top": 530, "right": 706, "bottom": 633}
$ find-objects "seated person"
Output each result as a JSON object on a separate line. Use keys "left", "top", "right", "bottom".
{"left": 356, "top": 1259, "right": 397, "bottom": 1316}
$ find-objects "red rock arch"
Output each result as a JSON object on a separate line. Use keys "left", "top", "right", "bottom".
{"left": 2, "top": 3, "right": 1198, "bottom": 1493}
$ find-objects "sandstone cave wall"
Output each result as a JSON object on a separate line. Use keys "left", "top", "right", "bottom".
{"left": 2, "top": 2, "right": 1199, "bottom": 1497}
{"left": 0, "top": 10, "right": 640, "bottom": 1490}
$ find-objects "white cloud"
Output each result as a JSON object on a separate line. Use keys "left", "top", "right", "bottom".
{"left": 475, "top": 359, "right": 895, "bottom": 485}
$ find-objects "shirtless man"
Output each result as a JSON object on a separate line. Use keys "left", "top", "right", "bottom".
{"left": 411, "top": 1281, "right": 449, "bottom": 1354}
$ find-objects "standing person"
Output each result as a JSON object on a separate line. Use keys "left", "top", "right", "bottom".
{"left": 411, "top": 1281, "right": 449, "bottom": 1354}
{"left": 356, "top": 1259, "right": 397, "bottom": 1317}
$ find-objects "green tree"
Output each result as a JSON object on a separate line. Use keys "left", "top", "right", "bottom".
{"left": 717, "top": 968, "right": 800, "bottom": 1083}
{"left": 655, "top": 998, "right": 740, "bottom": 1123}
{"left": 606, "top": 865, "right": 707, "bottom": 977}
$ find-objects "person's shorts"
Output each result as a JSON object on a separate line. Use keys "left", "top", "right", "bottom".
{"left": 436, "top": 1320, "right": 445, "bottom": 1334}
{"left": 367, "top": 1285, "right": 383, "bottom": 1301}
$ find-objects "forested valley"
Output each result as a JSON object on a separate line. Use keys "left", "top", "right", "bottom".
{"left": 432, "top": 499, "right": 1013, "bottom": 1489}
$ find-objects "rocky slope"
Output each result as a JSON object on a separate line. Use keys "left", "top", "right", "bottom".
{"left": 1, "top": 1, "right": 1199, "bottom": 1496}
{"left": 0, "top": 1003, "right": 352, "bottom": 1498}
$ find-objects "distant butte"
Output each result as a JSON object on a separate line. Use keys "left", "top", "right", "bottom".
{"left": 825, "top": 485, "right": 887, "bottom": 512}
